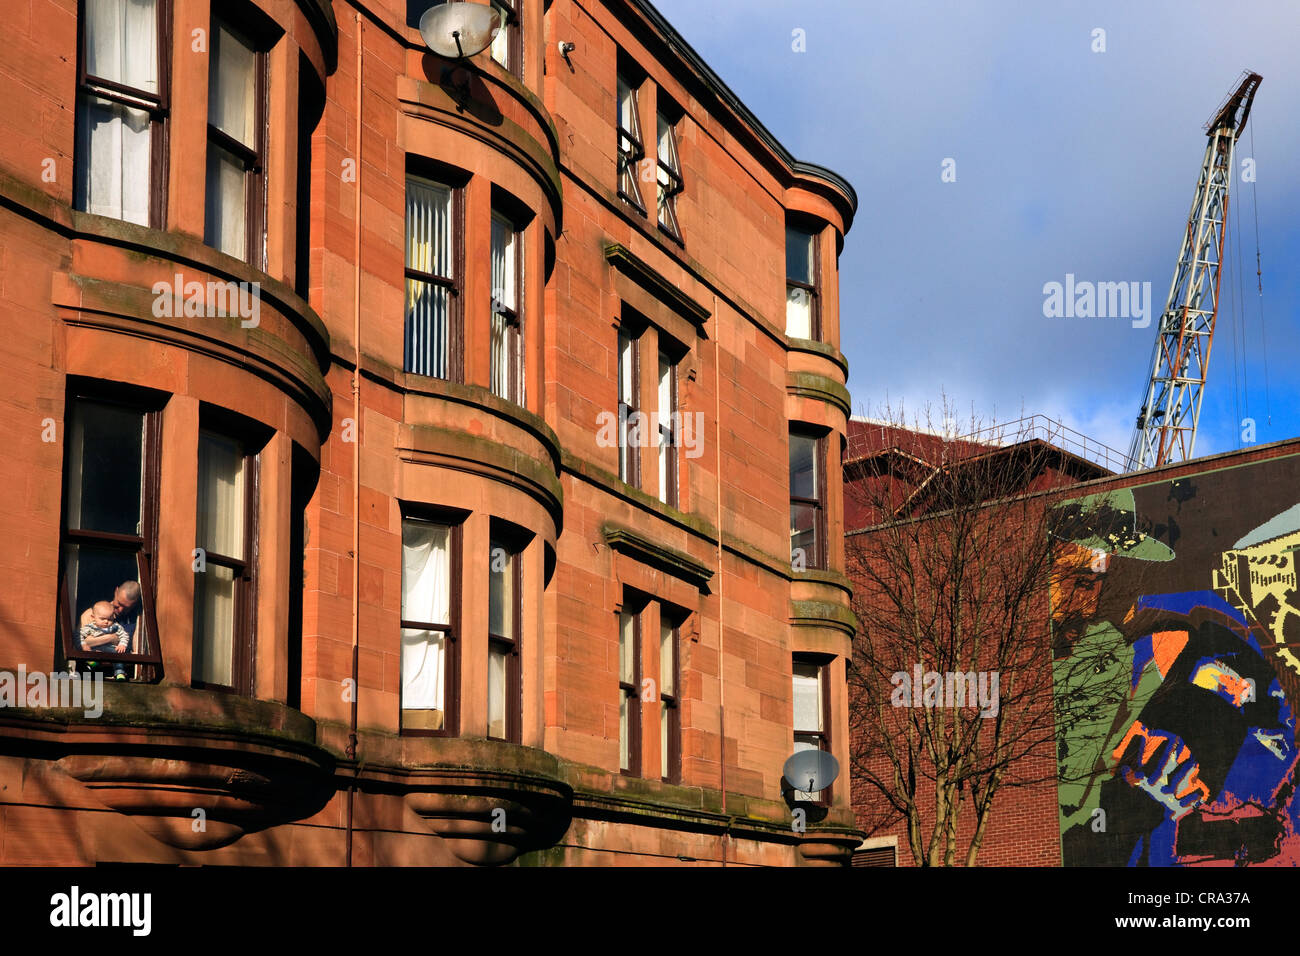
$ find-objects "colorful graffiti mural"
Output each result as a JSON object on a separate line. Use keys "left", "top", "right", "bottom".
{"left": 1050, "top": 455, "right": 1300, "bottom": 866}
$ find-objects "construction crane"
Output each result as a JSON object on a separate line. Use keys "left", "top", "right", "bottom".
{"left": 1127, "top": 71, "right": 1262, "bottom": 471}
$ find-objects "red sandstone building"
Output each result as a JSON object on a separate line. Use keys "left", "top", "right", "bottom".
{"left": 0, "top": 0, "right": 860, "bottom": 865}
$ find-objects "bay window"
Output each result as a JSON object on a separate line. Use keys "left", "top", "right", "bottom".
{"left": 791, "top": 656, "right": 830, "bottom": 802}
{"left": 785, "top": 224, "right": 819, "bottom": 339}
{"left": 205, "top": 18, "right": 266, "bottom": 264}
{"left": 74, "top": 0, "right": 169, "bottom": 227}
{"left": 192, "top": 430, "right": 255, "bottom": 693}
{"left": 488, "top": 536, "right": 521, "bottom": 742}
{"left": 401, "top": 517, "right": 460, "bottom": 734}
{"left": 405, "top": 174, "right": 461, "bottom": 381}
{"left": 790, "top": 429, "right": 826, "bottom": 570}
{"left": 59, "top": 390, "right": 164, "bottom": 680}
{"left": 490, "top": 210, "right": 523, "bottom": 403}
{"left": 489, "top": 0, "right": 520, "bottom": 76}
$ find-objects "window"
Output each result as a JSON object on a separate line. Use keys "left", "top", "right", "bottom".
{"left": 488, "top": 537, "right": 521, "bottom": 742}
{"left": 616, "top": 69, "right": 645, "bottom": 213}
{"left": 792, "top": 657, "right": 830, "bottom": 802}
{"left": 655, "top": 110, "right": 683, "bottom": 241}
{"left": 789, "top": 430, "right": 825, "bottom": 570}
{"left": 659, "top": 617, "right": 680, "bottom": 783}
{"left": 205, "top": 18, "right": 266, "bottom": 265}
{"left": 489, "top": 0, "right": 520, "bottom": 76}
{"left": 490, "top": 210, "right": 523, "bottom": 404}
{"left": 74, "top": 0, "right": 169, "bottom": 227}
{"left": 59, "top": 392, "right": 164, "bottom": 680}
{"left": 618, "top": 327, "right": 640, "bottom": 486}
{"left": 401, "top": 517, "right": 460, "bottom": 734}
{"left": 785, "top": 225, "right": 819, "bottom": 339}
{"left": 192, "top": 430, "right": 256, "bottom": 693}
{"left": 618, "top": 609, "right": 641, "bottom": 774}
{"left": 405, "top": 174, "right": 462, "bottom": 380}
{"left": 656, "top": 351, "right": 677, "bottom": 506}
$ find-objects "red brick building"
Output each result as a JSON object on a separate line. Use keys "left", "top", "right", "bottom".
{"left": 845, "top": 415, "right": 1300, "bottom": 867}
{"left": 0, "top": 0, "right": 860, "bottom": 865}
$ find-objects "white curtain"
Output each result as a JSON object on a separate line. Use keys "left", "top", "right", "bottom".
{"left": 792, "top": 664, "right": 821, "bottom": 732}
{"left": 209, "top": 22, "right": 255, "bottom": 149}
{"left": 196, "top": 433, "right": 244, "bottom": 559}
{"left": 193, "top": 433, "right": 243, "bottom": 686}
{"left": 205, "top": 145, "right": 247, "bottom": 259}
{"left": 78, "top": 0, "right": 156, "bottom": 225}
{"left": 786, "top": 286, "right": 812, "bottom": 338}
{"left": 405, "top": 178, "right": 453, "bottom": 378}
{"left": 86, "top": 0, "right": 158, "bottom": 92}
{"left": 401, "top": 520, "right": 450, "bottom": 710}
{"left": 657, "top": 356, "right": 672, "bottom": 501}
{"left": 193, "top": 565, "right": 235, "bottom": 685}
{"left": 488, "top": 647, "right": 506, "bottom": 737}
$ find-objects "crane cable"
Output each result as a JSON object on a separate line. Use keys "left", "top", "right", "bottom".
{"left": 1249, "top": 119, "right": 1272, "bottom": 426}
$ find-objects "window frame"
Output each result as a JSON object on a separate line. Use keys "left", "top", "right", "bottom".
{"left": 399, "top": 515, "right": 463, "bottom": 737}
{"left": 74, "top": 0, "right": 172, "bottom": 228}
{"left": 490, "top": 208, "right": 524, "bottom": 405}
{"left": 659, "top": 614, "right": 681, "bottom": 784}
{"left": 404, "top": 170, "right": 466, "bottom": 383}
{"left": 488, "top": 0, "right": 522, "bottom": 78}
{"left": 191, "top": 427, "right": 259, "bottom": 696}
{"left": 204, "top": 15, "right": 268, "bottom": 267}
{"left": 785, "top": 224, "right": 821, "bottom": 340}
{"left": 789, "top": 429, "right": 827, "bottom": 570}
{"left": 618, "top": 325, "right": 641, "bottom": 488}
{"left": 656, "top": 350, "right": 677, "bottom": 507}
{"left": 57, "top": 387, "right": 167, "bottom": 679}
{"left": 618, "top": 607, "right": 643, "bottom": 776}
{"left": 655, "top": 109, "right": 683, "bottom": 243}
{"left": 616, "top": 67, "right": 646, "bottom": 215}
{"left": 487, "top": 534, "right": 522, "bottom": 744}
{"left": 791, "top": 654, "right": 832, "bottom": 805}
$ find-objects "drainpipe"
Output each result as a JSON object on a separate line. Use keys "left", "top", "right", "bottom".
{"left": 713, "top": 295, "right": 727, "bottom": 866}
{"left": 345, "top": 9, "right": 363, "bottom": 868}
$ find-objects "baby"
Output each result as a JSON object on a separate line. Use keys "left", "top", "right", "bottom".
{"left": 78, "top": 600, "right": 130, "bottom": 679}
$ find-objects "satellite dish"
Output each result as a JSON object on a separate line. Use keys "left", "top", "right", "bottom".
{"left": 782, "top": 749, "right": 839, "bottom": 795}
{"left": 419, "top": 2, "right": 501, "bottom": 59}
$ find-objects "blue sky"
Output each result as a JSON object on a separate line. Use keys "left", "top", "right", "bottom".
{"left": 652, "top": 0, "right": 1300, "bottom": 459}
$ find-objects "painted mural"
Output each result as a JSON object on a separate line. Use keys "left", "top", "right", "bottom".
{"left": 1049, "top": 452, "right": 1300, "bottom": 866}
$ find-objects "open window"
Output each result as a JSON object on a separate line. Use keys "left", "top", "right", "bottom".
{"left": 616, "top": 61, "right": 646, "bottom": 214}
{"left": 58, "top": 388, "right": 165, "bottom": 681}
{"left": 655, "top": 101, "right": 683, "bottom": 242}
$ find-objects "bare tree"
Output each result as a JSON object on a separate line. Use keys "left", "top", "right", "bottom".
{"left": 845, "top": 401, "right": 1138, "bottom": 866}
